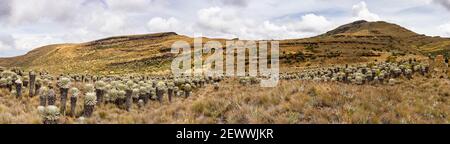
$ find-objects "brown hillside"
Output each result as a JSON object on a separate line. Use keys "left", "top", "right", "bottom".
{"left": 278, "top": 20, "right": 450, "bottom": 70}
{"left": 1, "top": 21, "right": 450, "bottom": 74}
{"left": 0, "top": 32, "right": 227, "bottom": 74}
{"left": 320, "top": 20, "right": 417, "bottom": 37}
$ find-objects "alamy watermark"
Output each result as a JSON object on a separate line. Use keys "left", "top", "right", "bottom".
{"left": 170, "top": 37, "right": 279, "bottom": 87}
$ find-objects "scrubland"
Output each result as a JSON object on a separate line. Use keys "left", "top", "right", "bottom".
{"left": 1, "top": 77, "right": 448, "bottom": 124}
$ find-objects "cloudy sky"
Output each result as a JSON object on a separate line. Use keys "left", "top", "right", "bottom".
{"left": 0, "top": 0, "right": 450, "bottom": 57}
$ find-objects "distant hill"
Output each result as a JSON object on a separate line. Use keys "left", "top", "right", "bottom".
{"left": 1, "top": 20, "right": 450, "bottom": 74}
{"left": 318, "top": 20, "right": 450, "bottom": 54}
{"left": 0, "top": 32, "right": 229, "bottom": 74}
{"left": 320, "top": 20, "right": 417, "bottom": 37}
{"left": 279, "top": 20, "right": 450, "bottom": 69}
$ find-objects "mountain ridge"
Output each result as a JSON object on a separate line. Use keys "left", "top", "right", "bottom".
{"left": 1, "top": 20, "right": 450, "bottom": 74}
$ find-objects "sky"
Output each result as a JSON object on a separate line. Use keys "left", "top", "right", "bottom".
{"left": 0, "top": 0, "right": 450, "bottom": 57}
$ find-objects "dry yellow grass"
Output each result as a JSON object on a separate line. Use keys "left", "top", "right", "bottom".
{"left": 0, "top": 77, "right": 448, "bottom": 124}
{"left": 2, "top": 21, "right": 450, "bottom": 75}
{"left": 1, "top": 21, "right": 449, "bottom": 124}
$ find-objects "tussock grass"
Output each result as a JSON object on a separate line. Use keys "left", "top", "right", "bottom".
{"left": 0, "top": 78, "right": 448, "bottom": 124}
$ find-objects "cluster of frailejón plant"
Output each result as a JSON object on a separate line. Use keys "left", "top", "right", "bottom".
{"left": 0, "top": 57, "right": 440, "bottom": 124}
{"left": 4, "top": 67, "right": 226, "bottom": 124}
{"left": 279, "top": 60, "right": 431, "bottom": 85}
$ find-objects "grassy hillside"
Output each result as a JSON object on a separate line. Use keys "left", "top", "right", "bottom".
{"left": 0, "top": 32, "right": 227, "bottom": 75}
{"left": 0, "top": 20, "right": 449, "bottom": 124}
{"left": 1, "top": 78, "right": 448, "bottom": 124}
{"left": 1, "top": 21, "right": 450, "bottom": 74}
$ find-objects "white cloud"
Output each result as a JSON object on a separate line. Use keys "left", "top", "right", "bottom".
{"left": 194, "top": 7, "right": 333, "bottom": 40}
{"left": 196, "top": 7, "right": 251, "bottom": 36}
{"left": 13, "top": 34, "right": 63, "bottom": 51}
{"left": 352, "top": 1, "right": 381, "bottom": 21}
{"left": 246, "top": 14, "right": 333, "bottom": 39}
{"left": 98, "top": 14, "right": 126, "bottom": 34}
{"left": 147, "top": 17, "right": 182, "bottom": 33}
{"left": 288, "top": 14, "right": 333, "bottom": 33}
{"left": 438, "top": 22, "right": 450, "bottom": 36}
{"left": 71, "top": 2, "right": 129, "bottom": 35}
{"left": 8, "top": 0, "right": 79, "bottom": 25}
